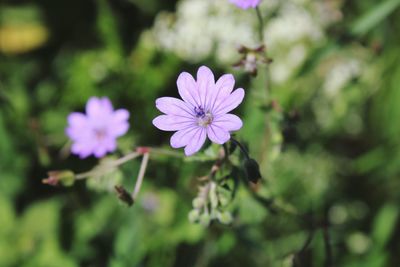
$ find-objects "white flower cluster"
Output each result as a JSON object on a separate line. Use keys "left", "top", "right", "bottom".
{"left": 153, "top": 0, "right": 258, "bottom": 63}
{"left": 264, "top": 1, "right": 333, "bottom": 83}
{"left": 313, "top": 52, "right": 367, "bottom": 133}
{"left": 264, "top": 3, "right": 324, "bottom": 48}
{"left": 323, "top": 59, "right": 362, "bottom": 97}
{"left": 152, "top": 0, "right": 343, "bottom": 84}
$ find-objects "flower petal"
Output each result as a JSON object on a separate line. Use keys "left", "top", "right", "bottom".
{"left": 207, "top": 125, "right": 230, "bottom": 144}
{"left": 170, "top": 126, "right": 199, "bottom": 148}
{"left": 67, "top": 112, "right": 86, "bottom": 126}
{"left": 109, "top": 122, "right": 129, "bottom": 137}
{"left": 86, "top": 97, "right": 113, "bottom": 118}
{"left": 93, "top": 145, "right": 108, "bottom": 158}
{"left": 213, "top": 114, "right": 243, "bottom": 131}
{"left": 155, "top": 97, "right": 194, "bottom": 117}
{"left": 213, "top": 88, "right": 245, "bottom": 115}
{"left": 152, "top": 115, "right": 194, "bottom": 131}
{"left": 66, "top": 113, "right": 90, "bottom": 140}
{"left": 215, "top": 74, "right": 235, "bottom": 98}
{"left": 197, "top": 66, "right": 215, "bottom": 108}
{"left": 103, "top": 138, "right": 117, "bottom": 152}
{"left": 71, "top": 141, "right": 95, "bottom": 159}
{"left": 184, "top": 128, "right": 207, "bottom": 156}
{"left": 209, "top": 74, "right": 235, "bottom": 111}
{"left": 109, "top": 109, "right": 130, "bottom": 136}
{"left": 230, "top": 0, "right": 260, "bottom": 9}
{"left": 177, "top": 72, "right": 199, "bottom": 108}
{"left": 113, "top": 109, "right": 130, "bottom": 122}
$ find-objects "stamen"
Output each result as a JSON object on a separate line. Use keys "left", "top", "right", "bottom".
{"left": 194, "top": 106, "right": 213, "bottom": 127}
{"left": 194, "top": 106, "right": 206, "bottom": 118}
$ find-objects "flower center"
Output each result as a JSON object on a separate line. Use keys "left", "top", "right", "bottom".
{"left": 194, "top": 106, "right": 213, "bottom": 127}
{"left": 94, "top": 128, "right": 107, "bottom": 141}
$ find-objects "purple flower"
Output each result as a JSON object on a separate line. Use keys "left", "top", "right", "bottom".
{"left": 229, "top": 0, "right": 261, "bottom": 9}
{"left": 153, "top": 66, "right": 245, "bottom": 156}
{"left": 66, "top": 97, "right": 130, "bottom": 158}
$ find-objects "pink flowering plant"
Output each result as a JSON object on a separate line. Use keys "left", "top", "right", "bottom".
{"left": 66, "top": 97, "right": 130, "bottom": 158}
{"left": 43, "top": 1, "right": 273, "bottom": 226}
{"left": 43, "top": 67, "right": 261, "bottom": 225}
{"left": 153, "top": 66, "right": 244, "bottom": 156}
{"left": 151, "top": 66, "right": 261, "bottom": 225}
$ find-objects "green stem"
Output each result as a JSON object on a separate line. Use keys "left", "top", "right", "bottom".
{"left": 149, "top": 147, "right": 184, "bottom": 158}
{"left": 132, "top": 152, "right": 150, "bottom": 200}
{"left": 254, "top": 6, "right": 272, "bottom": 97}
{"left": 74, "top": 145, "right": 219, "bottom": 182}
{"left": 230, "top": 137, "right": 250, "bottom": 160}
{"left": 255, "top": 6, "right": 265, "bottom": 43}
{"left": 75, "top": 151, "right": 141, "bottom": 180}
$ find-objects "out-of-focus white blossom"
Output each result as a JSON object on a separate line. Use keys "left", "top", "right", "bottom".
{"left": 264, "top": 4, "right": 324, "bottom": 49}
{"left": 270, "top": 44, "right": 307, "bottom": 83}
{"left": 312, "top": 51, "right": 367, "bottom": 133}
{"left": 323, "top": 59, "right": 362, "bottom": 97}
{"left": 315, "top": 0, "right": 343, "bottom": 26}
{"left": 264, "top": 3, "right": 327, "bottom": 83}
{"left": 152, "top": 0, "right": 343, "bottom": 84}
{"left": 153, "top": 0, "right": 257, "bottom": 63}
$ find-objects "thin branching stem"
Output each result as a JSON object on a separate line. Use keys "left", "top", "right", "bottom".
{"left": 132, "top": 152, "right": 150, "bottom": 200}
{"left": 113, "top": 151, "right": 141, "bottom": 166}
{"left": 149, "top": 147, "right": 184, "bottom": 158}
{"left": 75, "top": 151, "right": 141, "bottom": 180}
{"left": 255, "top": 6, "right": 265, "bottom": 43}
{"left": 254, "top": 6, "right": 272, "bottom": 97}
{"left": 74, "top": 144, "right": 218, "bottom": 183}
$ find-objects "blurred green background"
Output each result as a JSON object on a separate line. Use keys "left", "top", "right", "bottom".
{"left": 1, "top": 0, "right": 400, "bottom": 266}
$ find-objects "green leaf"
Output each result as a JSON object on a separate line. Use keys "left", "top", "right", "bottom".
{"left": 351, "top": 0, "right": 400, "bottom": 36}
{"left": 372, "top": 204, "right": 399, "bottom": 247}
{"left": 0, "top": 196, "right": 15, "bottom": 236}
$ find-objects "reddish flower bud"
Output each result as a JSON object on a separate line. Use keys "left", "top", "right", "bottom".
{"left": 42, "top": 170, "right": 75, "bottom": 187}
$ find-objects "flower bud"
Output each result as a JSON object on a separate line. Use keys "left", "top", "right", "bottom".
{"left": 233, "top": 45, "right": 272, "bottom": 76}
{"left": 192, "top": 197, "right": 205, "bottom": 209}
{"left": 243, "top": 158, "right": 262, "bottom": 183}
{"left": 188, "top": 209, "right": 201, "bottom": 223}
{"left": 199, "top": 212, "right": 211, "bottom": 227}
{"left": 114, "top": 185, "right": 134, "bottom": 206}
{"left": 218, "top": 194, "right": 230, "bottom": 207}
{"left": 217, "top": 211, "right": 233, "bottom": 225}
{"left": 209, "top": 183, "right": 218, "bottom": 208}
{"left": 42, "top": 170, "right": 75, "bottom": 187}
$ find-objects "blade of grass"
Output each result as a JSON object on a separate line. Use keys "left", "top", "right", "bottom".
{"left": 351, "top": 0, "right": 400, "bottom": 36}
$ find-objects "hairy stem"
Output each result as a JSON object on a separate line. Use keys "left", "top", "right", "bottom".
{"left": 132, "top": 152, "right": 150, "bottom": 200}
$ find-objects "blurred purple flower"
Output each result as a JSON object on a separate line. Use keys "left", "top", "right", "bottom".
{"left": 66, "top": 97, "right": 129, "bottom": 158}
{"left": 229, "top": 0, "right": 261, "bottom": 9}
{"left": 153, "top": 66, "right": 244, "bottom": 156}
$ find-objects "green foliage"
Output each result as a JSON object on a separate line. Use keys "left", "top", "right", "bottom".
{"left": 1, "top": 0, "right": 400, "bottom": 266}
{"left": 351, "top": 0, "right": 400, "bottom": 36}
